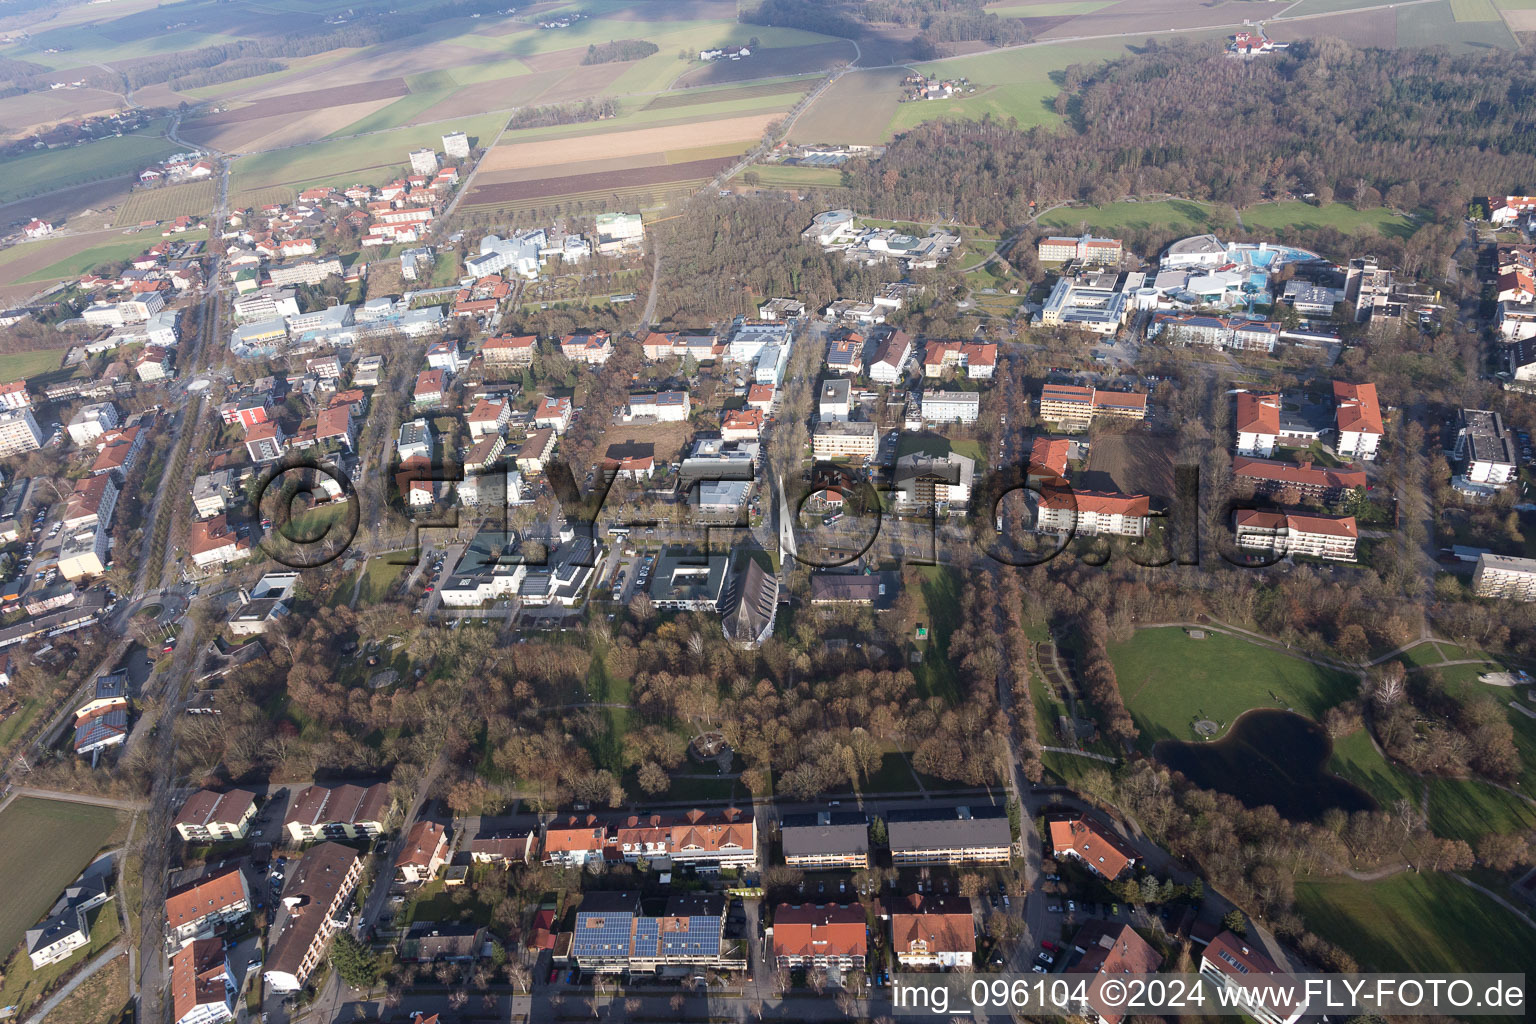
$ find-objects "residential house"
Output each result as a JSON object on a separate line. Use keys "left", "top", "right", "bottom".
{"left": 516, "top": 428, "right": 556, "bottom": 475}
{"left": 190, "top": 515, "right": 248, "bottom": 569}
{"left": 395, "top": 821, "right": 449, "bottom": 884}
{"left": 26, "top": 903, "right": 92, "bottom": 969}
{"left": 543, "top": 814, "right": 612, "bottom": 867}
{"left": 923, "top": 341, "right": 997, "bottom": 379}
{"left": 1027, "top": 438, "right": 1070, "bottom": 488}
{"left": 721, "top": 408, "right": 764, "bottom": 441}
{"left": 825, "top": 336, "right": 864, "bottom": 376}
{"left": 315, "top": 405, "right": 354, "bottom": 450}
{"left": 1048, "top": 816, "right": 1138, "bottom": 879}
{"left": 426, "top": 340, "right": 463, "bottom": 374}
{"left": 244, "top": 421, "right": 286, "bottom": 463}
{"left": 468, "top": 831, "right": 534, "bottom": 865}
{"left": 467, "top": 397, "right": 511, "bottom": 438}
{"left": 624, "top": 391, "right": 690, "bottom": 423}
{"left": 1067, "top": 921, "right": 1163, "bottom": 1024}
{"left": 482, "top": 334, "right": 536, "bottom": 369}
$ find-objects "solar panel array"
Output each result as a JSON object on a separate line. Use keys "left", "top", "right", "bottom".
{"left": 661, "top": 916, "right": 723, "bottom": 957}
{"left": 570, "top": 913, "right": 634, "bottom": 959}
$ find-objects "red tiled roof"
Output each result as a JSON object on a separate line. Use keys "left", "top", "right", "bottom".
{"left": 166, "top": 867, "right": 247, "bottom": 930}
{"left": 1029, "top": 438, "right": 1069, "bottom": 478}
{"left": 1038, "top": 489, "right": 1149, "bottom": 517}
{"left": 1333, "top": 381, "right": 1383, "bottom": 435}
{"left": 1232, "top": 456, "right": 1367, "bottom": 490}
{"left": 772, "top": 903, "right": 866, "bottom": 960}
{"left": 1049, "top": 816, "right": 1137, "bottom": 878}
{"left": 1235, "top": 393, "right": 1280, "bottom": 435}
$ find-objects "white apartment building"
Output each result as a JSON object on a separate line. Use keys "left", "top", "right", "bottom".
{"left": 397, "top": 419, "right": 434, "bottom": 462}
{"left": 1454, "top": 408, "right": 1518, "bottom": 485}
{"left": 1233, "top": 511, "right": 1358, "bottom": 562}
{"left": 0, "top": 406, "right": 44, "bottom": 456}
{"left": 812, "top": 421, "right": 878, "bottom": 460}
{"left": 408, "top": 148, "right": 439, "bottom": 175}
{"left": 1235, "top": 393, "right": 1280, "bottom": 457}
{"left": 1199, "top": 931, "right": 1307, "bottom": 1024}
{"left": 920, "top": 390, "right": 979, "bottom": 424}
{"left": 1472, "top": 552, "right": 1536, "bottom": 601}
{"left": 442, "top": 131, "right": 470, "bottom": 159}
{"left": 818, "top": 378, "right": 851, "bottom": 421}
{"left": 1334, "top": 381, "right": 1383, "bottom": 461}
{"left": 1036, "top": 490, "right": 1149, "bottom": 537}
{"left": 67, "top": 402, "right": 119, "bottom": 445}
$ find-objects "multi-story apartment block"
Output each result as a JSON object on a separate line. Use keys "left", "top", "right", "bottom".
{"left": 1472, "top": 552, "right": 1536, "bottom": 600}
{"left": 920, "top": 389, "right": 980, "bottom": 424}
{"left": 0, "top": 380, "right": 31, "bottom": 409}
{"left": 1345, "top": 255, "right": 1394, "bottom": 322}
{"left": 1038, "top": 384, "right": 1147, "bottom": 429}
{"left": 1199, "top": 931, "right": 1308, "bottom": 1024}
{"left": 772, "top": 904, "right": 867, "bottom": 970}
{"left": 264, "top": 843, "right": 363, "bottom": 992}
{"left": 442, "top": 132, "right": 470, "bottom": 159}
{"left": 561, "top": 330, "right": 613, "bottom": 365}
{"left": 812, "top": 421, "right": 878, "bottom": 460}
{"left": 173, "top": 790, "right": 258, "bottom": 843}
{"left": 1455, "top": 408, "right": 1519, "bottom": 486}
{"left": 165, "top": 866, "right": 252, "bottom": 946}
{"left": 267, "top": 256, "right": 343, "bottom": 288}
{"left": 1038, "top": 234, "right": 1124, "bottom": 265}
{"left": 894, "top": 451, "right": 975, "bottom": 512}
{"left": 887, "top": 808, "right": 1012, "bottom": 865}
{"left": 482, "top": 333, "right": 537, "bottom": 368}
{"left": 1333, "top": 381, "right": 1382, "bottom": 460}
{"left": 1150, "top": 312, "right": 1281, "bottom": 352}
{"left": 613, "top": 807, "right": 757, "bottom": 871}
{"left": 283, "top": 782, "right": 391, "bottom": 842}
{"left": 1232, "top": 457, "right": 1366, "bottom": 502}
{"left": 1235, "top": 393, "right": 1281, "bottom": 457}
{"left": 570, "top": 892, "right": 740, "bottom": 974}
{"left": 923, "top": 341, "right": 997, "bottom": 378}
{"left": 889, "top": 893, "right": 974, "bottom": 969}
{"left": 780, "top": 812, "right": 869, "bottom": 869}
{"left": 818, "top": 378, "right": 852, "bottom": 421}
{"left": 868, "top": 329, "right": 914, "bottom": 383}
{"left": 468, "top": 831, "right": 534, "bottom": 864}
{"left": 1233, "top": 511, "right": 1358, "bottom": 562}
{"left": 1036, "top": 490, "right": 1150, "bottom": 538}
{"left": 0, "top": 406, "right": 43, "bottom": 456}
{"left": 170, "top": 938, "right": 236, "bottom": 1024}
{"left": 623, "top": 391, "right": 690, "bottom": 422}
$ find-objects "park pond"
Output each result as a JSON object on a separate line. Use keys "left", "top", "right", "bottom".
{"left": 1153, "top": 709, "right": 1376, "bottom": 821}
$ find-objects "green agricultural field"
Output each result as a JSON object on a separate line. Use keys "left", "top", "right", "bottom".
{"left": 1110, "top": 627, "right": 1358, "bottom": 747}
{"left": 113, "top": 181, "right": 218, "bottom": 226}
{"left": 0, "top": 129, "right": 179, "bottom": 206}
{"left": 1424, "top": 776, "right": 1536, "bottom": 840}
{"left": 1450, "top": 0, "right": 1501, "bottom": 19}
{"left": 1037, "top": 199, "right": 1219, "bottom": 235}
{"left": 1296, "top": 872, "right": 1532, "bottom": 973}
{"left": 0, "top": 798, "right": 125, "bottom": 958}
{"left": 230, "top": 113, "right": 505, "bottom": 192}
{"left": 0, "top": 348, "right": 68, "bottom": 382}
{"left": 15, "top": 230, "right": 206, "bottom": 285}
{"left": 327, "top": 88, "right": 459, "bottom": 138}
{"left": 989, "top": 0, "right": 1117, "bottom": 14}
{"left": 1240, "top": 201, "right": 1418, "bottom": 238}
{"left": 1397, "top": 0, "right": 1517, "bottom": 47}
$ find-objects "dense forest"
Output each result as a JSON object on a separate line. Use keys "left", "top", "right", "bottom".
{"left": 847, "top": 40, "right": 1536, "bottom": 230}
{"left": 505, "top": 98, "right": 619, "bottom": 132}
{"left": 581, "top": 39, "right": 660, "bottom": 65}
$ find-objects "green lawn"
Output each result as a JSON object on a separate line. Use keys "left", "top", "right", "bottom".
{"left": 0, "top": 128, "right": 178, "bottom": 205}
{"left": 889, "top": 40, "right": 1135, "bottom": 135}
{"left": 1424, "top": 776, "right": 1536, "bottom": 841}
{"left": 0, "top": 348, "right": 67, "bottom": 382}
{"left": 1111, "top": 627, "right": 1358, "bottom": 748}
{"left": 0, "top": 798, "right": 125, "bottom": 958}
{"left": 746, "top": 164, "right": 846, "bottom": 189}
{"left": 1326, "top": 729, "right": 1419, "bottom": 810}
{"left": 1480, "top": 685, "right": 1536, "bottom": 793}
{"left": 1295, "top": 872, "right": 1532, "bottom": 973}
{"left": 1240, "top": 201, "right": 1419, "bottom": 238}
{"left": 0, "top": 903, "right": 122, "bottom": 1018}
{"left": 1038, "top": 199, "right": 1220, "bottom": 235}
{"left": 912, "top": 565, "right": 963, "bottom": 705}
{"left": 357, "top": 556, "right": 406, "bottom": 605}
